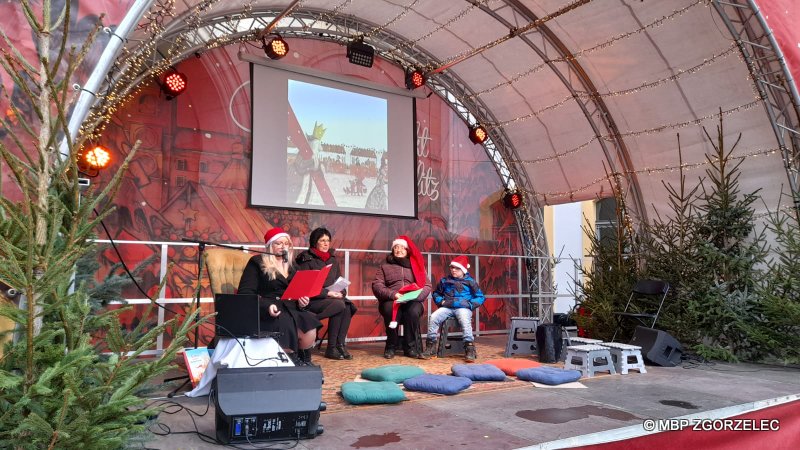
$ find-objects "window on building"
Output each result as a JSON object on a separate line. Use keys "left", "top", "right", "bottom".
{"left": 595, "top": 198, "right": 618, "bottom": 244}
{"left": 176, "top": 176, "right": 186, "bottom": 187}
{"left": 177, "top": 159, "right": 187, "bottom": 171}
{"left": 199, "top": 161, "right": 208, "bottom": 173}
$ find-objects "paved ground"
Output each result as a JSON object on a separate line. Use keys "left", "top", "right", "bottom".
{"left": 141, "top": 335, "right": 800, "bottom": 449}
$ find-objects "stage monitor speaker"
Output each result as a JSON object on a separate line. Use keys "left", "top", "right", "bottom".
{"left": 630, "top": 326, "right": 683, "bottom": 367}
{"left": 214, "top": 365, "right": 325, "bottom": 444}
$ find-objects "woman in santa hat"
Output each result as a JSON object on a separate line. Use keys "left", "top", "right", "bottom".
{"left": 238, "top": 226, "right": 321, "bottom": 365}
{"left": 371, "top": 235, "right": 432, "bottom": 359}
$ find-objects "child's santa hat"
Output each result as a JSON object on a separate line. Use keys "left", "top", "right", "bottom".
{"left": 450, "top": 255, "right": 470, "bottom": 274}
{"left": 389, "top": 235, "right": 427, "bottom": 328}
{"left": 264, "top": 227, "right": 290, "bottom": 246}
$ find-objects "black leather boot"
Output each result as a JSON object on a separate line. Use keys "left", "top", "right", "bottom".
{"left": 297, "top": 348, "right": 315, "bottom": 366}
{"left": 324, "top": 345, "right": 344, "bottom": 360}
{"left": 336, "top": 344, "right": 353, "bottom": 360}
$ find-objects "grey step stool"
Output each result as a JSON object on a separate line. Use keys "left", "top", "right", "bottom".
{"left": 563, "top": 344, "right": 617, "bottom": 377}
{"left": 504, "top": 317, "right": 539, "bottom": 357}
{"left": 600, "top": 342, "right": 647, "bottom": 374}
{"left": 568, "top": 337, "right": 603, "bottom": 345}
{"left": 438, "top": 316, "right": 466, "bottom": 357}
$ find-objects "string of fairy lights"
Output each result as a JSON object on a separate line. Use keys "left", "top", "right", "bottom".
{"left": 488, "top": 42, "right": 740, "bottom": 129}
{"left": 384, "top": 0, "right": 492, "bottom": 58}
{"left": 530, "top": 145, "right": 785, "bottom": 204}
{"left": 464, "top": 0, "right": 706, "bottom": 100}
{"left": 75, "top": 0, "right": 792, "bottom": 207}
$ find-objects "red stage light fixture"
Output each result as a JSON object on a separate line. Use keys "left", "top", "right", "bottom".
{"left": 262, "top": 35, "right": 289, "bottom": 60}
{"left": 82, "top": 145, "right": 112, "bottom": 170}
{"left": 405, "top": 69, "right": 426, "bottom": 90}
{"left": 469, "top": 125, "right": 488, "bottom": 144}
{"left": 503, "top": 190, "right": 524, "bottom": 210}
{"left": 162, "top": 70, "right": 187, "bottom": 98}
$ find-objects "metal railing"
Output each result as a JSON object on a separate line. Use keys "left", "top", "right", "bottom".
{"left": 92, "top": 239, "right": 583, "bottom": 353}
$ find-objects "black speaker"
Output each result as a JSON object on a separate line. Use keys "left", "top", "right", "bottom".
{"left": 214, "top": 365, "right": 325, "bottom": 444}
{"left": 536, "top": 323, "right": 563, "bottom": 363}
{"left": 630, "top": 326, "right": 683, "bottom": 367}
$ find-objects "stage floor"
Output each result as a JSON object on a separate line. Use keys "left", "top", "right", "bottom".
{"left": 142, "top": 335, "right": 800, "bottom": 449}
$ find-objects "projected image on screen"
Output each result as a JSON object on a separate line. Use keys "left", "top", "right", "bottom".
{"left": 286, "top": 81, "right": 388, "bottom": 210}
{"left": 250, "top": 62, "right": 416, "bottom": 218}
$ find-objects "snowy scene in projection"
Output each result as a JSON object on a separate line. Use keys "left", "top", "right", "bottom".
{"left": 286, "top": 80, "right": 388, "bottom": 209}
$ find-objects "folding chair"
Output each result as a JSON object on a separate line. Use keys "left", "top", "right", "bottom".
{"left": 611, "top": 280, "right": 670, "bottom": 342}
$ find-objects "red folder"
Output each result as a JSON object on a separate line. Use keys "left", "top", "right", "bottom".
{"left": 281, "top": 264, "right": 332, "bottom": 300}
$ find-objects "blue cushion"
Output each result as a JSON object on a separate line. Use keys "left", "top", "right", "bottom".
{"left": 516, "top": 366, "right": 582, "bottom": 385}
{"left": 403, "top": 374, "right": 472, "bottom": 395}
{"left": 361, "top": 365, "right": 425, "bottom": 383}
{"left": 451, "top": 364, "right": 507, "bottom": 381}
{"left": 341, "top": 381, "right": 407, "bottom": 404}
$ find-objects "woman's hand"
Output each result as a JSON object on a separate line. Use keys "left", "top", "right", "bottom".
{"left": 298, "top": 296, "right": 310, "bottom": 308}
{"left": 328, "top": 291, "right": 343, "bottom": 299}
{"left": 394, "top": 292, "right": 401, "bottom": 300}
{"left": 268, "top": 304, "right": 281, "bottom": 317}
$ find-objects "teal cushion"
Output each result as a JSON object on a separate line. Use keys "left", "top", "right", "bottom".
{"left": 516, "top": 366, "right": 582, "bottom": 385}
{"left": 403, "top": 374, "right": 472, "bottom": 395}
{"left": 341, "top": 381, "right": 407, "bottom": 405}
{"left": 361, "top": 364, "right": 425, "bottom": 383}
{"left": 451, "top": 364, "right": 507, "bottom": 381}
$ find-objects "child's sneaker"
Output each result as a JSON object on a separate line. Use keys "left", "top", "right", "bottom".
{"left": 464, "top": 341, "right": 477, "bottom": 362}
{"left": 421, "top": 338, "right": 439, "bottom": 359}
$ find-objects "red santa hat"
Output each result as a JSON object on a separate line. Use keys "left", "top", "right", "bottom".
{"left": 263, "top": 227, "right": 290, "bottom": 247}
{"left": 450, "top": 255, "right": 470, "bottom": 274}
{"left": 393, "top": 235, "right": 426, "bottom": 287}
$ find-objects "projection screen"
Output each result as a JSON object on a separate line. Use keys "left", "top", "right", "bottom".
{"left": 249, "top": 60, "right": 417, "bottom": 218}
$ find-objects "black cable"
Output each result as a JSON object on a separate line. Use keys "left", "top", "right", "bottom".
{"left": 92, "top": 209, "right": 218, "bottom": 341}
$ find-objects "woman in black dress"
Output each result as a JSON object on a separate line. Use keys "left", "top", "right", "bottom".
{"left": 238, "top": 227, "right": 321, "bottom": 364}
{"left": 294, "top": 227, "right": 358, "bottom": 360}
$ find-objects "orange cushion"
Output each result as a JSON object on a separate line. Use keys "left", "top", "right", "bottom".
{"left": 484, "top": 358, "right": 541, "bottom": 376}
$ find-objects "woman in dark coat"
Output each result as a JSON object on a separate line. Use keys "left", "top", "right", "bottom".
{"left": 238, "top": 227, "right": 321, "bottom": 364}
{"left": 371, "top": 235, "right": 432, "bottom": 359}
{"left": 294, "top": 227, "right": 358, "bottom": 360}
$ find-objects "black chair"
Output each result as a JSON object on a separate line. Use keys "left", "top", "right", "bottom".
{"left": 612, "top": 280, "right": 670, "bottom": 342}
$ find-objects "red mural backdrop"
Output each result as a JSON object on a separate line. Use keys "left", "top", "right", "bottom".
{"left": 86, "top": 39, "right": 524, "bottom": 345}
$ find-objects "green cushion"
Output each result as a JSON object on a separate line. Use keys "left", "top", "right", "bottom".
{"left": 361, "top": 364, "right": 425, "bottom": 383}
{"left": 341, "top": 381, "right": 407, "bottom": 405}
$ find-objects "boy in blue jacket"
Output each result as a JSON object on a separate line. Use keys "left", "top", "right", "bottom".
{"left": 421, "top": 256, "right": 485, "bottom": 362}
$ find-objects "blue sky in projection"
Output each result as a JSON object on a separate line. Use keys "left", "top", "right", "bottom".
{"left": 288, "top": 80, "right": 387, "bottom": 151}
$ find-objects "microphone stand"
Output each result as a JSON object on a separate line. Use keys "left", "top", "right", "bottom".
{"left": 166, "top": 238, "right": 287, "bottom": 397}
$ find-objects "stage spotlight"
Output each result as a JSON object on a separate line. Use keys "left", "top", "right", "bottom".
{"left": 162, "top": 70, "right": 187, "bottom": 99}
{"left": 503, "top": 190, "right": 524, "bottom": 210}
{"left": 82, "top": 145, "right": 112, "bottom": 171}
{"left": 347, "top": 39, "right": 374, "bottom": 68}
{"left": 262, "top": 34, "right": 289, "bottom": 60}
{"left": 405, "top": 69, "right": 426, "bottom": 90}
{"left": 469, "top": 125, "right": 488, "bottom": 144}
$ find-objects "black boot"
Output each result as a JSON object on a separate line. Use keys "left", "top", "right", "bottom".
{"left": 297, "top": 348, "right": 315, "bottom": 366}
{"left": 324, "top": 345, "right": 344, "bottom": 360}
{"left": 464, "top": 341, "right": 477, "bottom": 362}
{"left": 421, "top": 338, "right": 438, "bottom": 359}
{"left": 336, "top": 344, "right": 353, "bottom": 360}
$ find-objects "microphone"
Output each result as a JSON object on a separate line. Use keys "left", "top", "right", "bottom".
{"left": 281, "top": 250, "right": 289, "bottom": 264}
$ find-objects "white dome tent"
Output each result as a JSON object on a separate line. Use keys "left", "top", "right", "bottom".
{"left": 69, "top": 0, "right": 800, "bottom": 318}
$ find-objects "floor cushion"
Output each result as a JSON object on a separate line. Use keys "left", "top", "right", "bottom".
{"left": 361, "top": 364, "right": 425, "bottom": 383}
{"left": 516, "top": 366, "right": 583, "bottom": 385}
{"left": 484, "top": 358, "right": 541, "bottom": 376}
{"left": 403, "top": 374, "right": 472, "bottom": 395}
{"left": 341, "top": 381, "right": 407, "bottom": 404}
{"left": 451, "top": 363, "right": 507, "bottom": 381}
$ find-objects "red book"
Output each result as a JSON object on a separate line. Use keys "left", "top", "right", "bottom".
{"left": 281, "top": 264, "right": 332, "bottom": 300}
